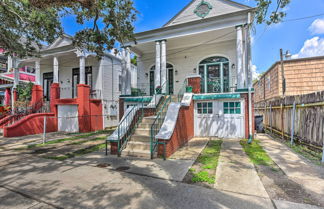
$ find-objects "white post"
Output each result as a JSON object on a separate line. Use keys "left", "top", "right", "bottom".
{"left": 79, "top": 56, "right": 86, "bottom": 85}
{"left": 35, "top": 59, "right": 41, "bottom": 85}
{"left": 236, "top": 25, "right": 244, "bottom": 89}
{"left": 161, "top": 40, "right": 167, "bottom": 94}
{"left": 53, "top": 57, "right": 59, "bottom": 83}
{"left": 7, "top": 55, "right": 13, "bottom": 72}
{"left": 126, "top": 47, "right": 132, "bottom": 95}
{"left": 121, "top": 48, "right": 127, "bottom": 95}
{"left": 247, "top": 13, "right": 253, "bottom": 88}
{"left": 155, "top": 41, "right": 161, "bottom": 91}
{"left": 43, "top": 116, "right": 47, "bottom": 144}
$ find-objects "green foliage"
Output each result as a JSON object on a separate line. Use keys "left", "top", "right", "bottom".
{"left": 1, "top": 0, "right": 137, "bottom": 57}
{"left": 254, "top": 0, "right": 291, "bottom": 25}
{"left": 240, "top": 139, "right": 274, "bottom": 166}
{"left": 131, "top": 55, "right": 137, "bottom": 66}
{"left": 16, "top": 82, "right": 34, "bottom": 102}
{"left": 190, "top": 140, "right": 222, "bottom": 184}
{"left": 191, "top": 171, "right": 215, "bottom": 184}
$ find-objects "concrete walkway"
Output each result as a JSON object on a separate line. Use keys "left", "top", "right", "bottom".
{"left": 215, "top": 138, "right": 273, "bottom": 208}
{"left": 68, "top": 137, "right": 209, "bottom": 181}
{"left": 258, "top": 134, "right": 324, "bottom": 206}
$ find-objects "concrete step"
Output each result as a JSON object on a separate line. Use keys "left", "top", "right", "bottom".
{"left": 141, "top": 116, "right": 157, "bottom": 124}
{"left": 134, "top": 128, "right": 151, "bottom": 136}
{"left": 137, "top": 123, "right": 153, "bottom": 129}
{"left": 130, "top": 134, "right": 151, "bottom": 142}
{"left": 125, "top": 141, "right": 151, "bottom": 151}
{"left": 121, "top": 149, "right": 151, "bottom": 158}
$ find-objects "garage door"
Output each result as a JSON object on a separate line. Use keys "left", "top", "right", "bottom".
{"left": 58, "top": 105, "right": 79, "bottom": 133}
{"left": 194, "top": 100, "right": 244, "bottom": 138}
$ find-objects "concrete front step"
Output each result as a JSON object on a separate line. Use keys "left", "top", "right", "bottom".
{"left": 121, "top": 149, "right": 152, "bottom": 158}
{"left": 130, "top": 134, "right": 151, "bottom": 142}
{"left": 134, "top": 128, "right": 151, "bottom": 136}
{"left": 141, "top": 116, "right": 157, "bottom": 124}
{"left": 138, "top": 123, "right": 154, "bottom": 129}
{"left": 125, "top": 141, "right": 151, "bottom": 151}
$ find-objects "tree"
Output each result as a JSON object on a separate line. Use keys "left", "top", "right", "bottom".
{"left": 0, "top": 0, "right": 137, "bottom": 57}
{"left": 254, "top": 0, "right": 291, "bottom": 25}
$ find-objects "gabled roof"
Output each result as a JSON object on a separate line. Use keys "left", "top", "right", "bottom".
{"left": 164, "top": 0, "right": 251, "bottom": 27}
{"left": 45, "top": 34, "right": 74, "bottom": 50}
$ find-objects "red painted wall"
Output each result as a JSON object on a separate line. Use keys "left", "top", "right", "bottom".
{"left": 3, "top": 113, "right": 57, "bottom": 137}
{"left": 187, "top": 76, "right": 201, "bottom": 94}
{"left": 157, "top": 101, "right": 195, "bottom": 158}
{"left": 90, "top": 99, "right": 103, "bottom": 131}
{"left": 241, "top": 93, "right": 255, "bottom": 139}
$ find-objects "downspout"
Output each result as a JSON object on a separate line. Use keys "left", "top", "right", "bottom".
{"left": 247, "top": 12, "right": 253, "bottom": 143}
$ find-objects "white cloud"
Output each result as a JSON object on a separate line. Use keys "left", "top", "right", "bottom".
{"left": 252, "top": 64, "right": 260, "bottom": 80}
{"left": 292, "top": 36, "right": 324, "bottom": 59}
{"left": 309, "top": 18, "right": 324, "bottom": 35}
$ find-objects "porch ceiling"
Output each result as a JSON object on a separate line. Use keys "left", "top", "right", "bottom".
{"left": 131, "top": 27, "right": 236, "bottom": 56}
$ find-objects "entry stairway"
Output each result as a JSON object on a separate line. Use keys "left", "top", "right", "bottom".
{"left": 121, "top": 95, "right": 177, "bottom": 158}
{"left": 121, "top": 116, "right": 157, "bottom": 158}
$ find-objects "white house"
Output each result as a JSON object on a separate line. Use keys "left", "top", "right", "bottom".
{"left": 109, "top": 0, "right": 255, "bottom": 158}
{"left": 2, "top": 34, "right": 135, "bottom": 137}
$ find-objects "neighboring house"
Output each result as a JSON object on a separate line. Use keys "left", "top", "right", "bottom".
{"left": 0, "top": 49, "right": 36, "bottom": 106}
{"left": 253, "top": 56, "right": 324, "bottom": 104}
{"left": 108, "top": 0, "right": 255, "bottom": 159}
{"left": 1, "top": 34, "right": 131, "bottom": 137}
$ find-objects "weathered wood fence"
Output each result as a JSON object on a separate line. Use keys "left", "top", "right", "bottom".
{"left": 255, "top": 90, "right": 324, "bottom": 155}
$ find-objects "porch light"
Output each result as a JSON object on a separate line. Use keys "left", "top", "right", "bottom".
{"left": 175, "top": 70, "right": 178, "bottom": 75}
{"left": 231, "top": 64, "right": 235, "bottom": 70}
{"left": 193, "top": 68, "right": 196, "bottom": 73}
{"left": 67, "top": 79, "right": 70, "bottom": 83}
{"left": 145, "top": 73, "right": 148, "bottom": 77}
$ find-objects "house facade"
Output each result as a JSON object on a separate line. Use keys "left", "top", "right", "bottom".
{"left": 109, "top": 0, "right": 255, "bottom": 158}
{"left": 253, "top": 56, "right": 324, "bottom": 104}
{"left": 0, "top": 35, "right": 131, "bottom": 137}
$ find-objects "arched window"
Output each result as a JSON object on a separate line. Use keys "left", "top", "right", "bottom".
{"left": 149, "top": 63, "right": 174, "bottom": 95}
{"left": 198, "top": 56, "right": 230, "bottom": 93}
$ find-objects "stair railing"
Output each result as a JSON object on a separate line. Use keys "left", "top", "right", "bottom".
{"left": 106, "top": 94, "right": 145, "bottom": 156}
{"left": 150, "top": 95, "right": 171, "bottom": 159}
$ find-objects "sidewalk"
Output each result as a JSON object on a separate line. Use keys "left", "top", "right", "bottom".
{"left": 214, "top": 138, "right": 274, "bottom": 208}
{"left": 258, "top": 134, "right": 324, "bottom": 206}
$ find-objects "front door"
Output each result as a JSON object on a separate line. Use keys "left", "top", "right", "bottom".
{"left": 167, "top": 67, "right": 174, "bottom": 95}
{"left": 43, "top": 72, "right": 53, "bottom": 101}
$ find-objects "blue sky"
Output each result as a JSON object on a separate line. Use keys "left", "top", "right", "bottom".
{"left": 62, "top": 0, "right": 324, "bottom": 75}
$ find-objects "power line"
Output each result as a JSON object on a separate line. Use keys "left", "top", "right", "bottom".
{"left": 283, "top": 12, "right": 324, "bottom": 22}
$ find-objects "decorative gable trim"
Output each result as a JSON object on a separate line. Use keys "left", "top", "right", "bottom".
{"left": 194, "top": 1, "right": 213, "bottom": 18}
{"left": 163, "top": 0, "right": 251, "bottom": 27}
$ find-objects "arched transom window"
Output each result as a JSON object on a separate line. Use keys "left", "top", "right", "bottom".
{"left": 198, "top": 56, "right": 230, "bottom": 93}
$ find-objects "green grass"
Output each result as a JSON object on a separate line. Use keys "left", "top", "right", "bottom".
{"left": 190, "top": 140, "right": 222, "bottom": 184}
{"left": 44, "top": 143, "right": 106, "bottom": 161}
{"left": 23, "top": 130, "right": 112, "bottom": 149}
{"left": 284, "top": 141, "right": 322, "bottom": 165}
{"left": 191, "top": 171, "right": 215, "bottom": 184}
{"left": 240, "top": 139, "right": 274, "bottom": 166}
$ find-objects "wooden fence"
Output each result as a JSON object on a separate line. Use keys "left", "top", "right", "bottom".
{"left": 255, "top": 90, "right": 324, "bottom": 153}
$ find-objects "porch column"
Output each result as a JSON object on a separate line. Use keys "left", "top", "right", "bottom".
{"left": 53, "top": 56, "right": 59, "bottom": 83}
{"left": 121, "top": 48, "right": 127, "bottom": 95}
{"left": 155, "top": 41, "right": 161, "bottom": 91}
{"left": 79, "top": 55, "right": 86, "bottom": 85}
{"left": 35, "top": 59, "right": 41, "bottom": 85}
{"left": 125, "top": 47, "right": 131, "bottom": 95}
{"left": 236, "top": 25, "right": 244, "bottom": 89}
{"left": 7, "top": 55, "right": 12, "bottom": 72}
{"left": 161, "top": 40, "right": 167, "bottom": 94}
{"left": 246, "top": 19, "right": 253, "bottom": 88}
